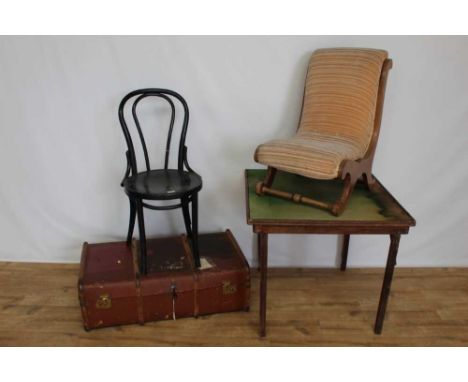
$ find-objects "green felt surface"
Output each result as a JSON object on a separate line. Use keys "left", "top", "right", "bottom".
{"left": 246, "top": 169, "right": 413, "bottom": 223}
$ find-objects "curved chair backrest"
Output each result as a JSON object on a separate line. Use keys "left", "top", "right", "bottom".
{"left": 118, "top": 88, "right": 190, "bottom": 175}
{"left": 298, "top": 48, "right": 388, "bottom": 157}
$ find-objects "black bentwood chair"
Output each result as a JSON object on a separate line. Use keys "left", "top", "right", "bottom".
{"left": 118, "top": 88, "right": 202, "bottom": 275}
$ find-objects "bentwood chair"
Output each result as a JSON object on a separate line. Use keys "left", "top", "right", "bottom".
{"left": 118, "top": 88, "right": 202, "bottom": 275}
{"left": 254, "top": 48, "right": 392, "bottom": 216}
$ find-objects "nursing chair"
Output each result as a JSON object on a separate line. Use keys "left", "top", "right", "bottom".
{"left": 254, "top": 48, "right": 392, "bottom": 216}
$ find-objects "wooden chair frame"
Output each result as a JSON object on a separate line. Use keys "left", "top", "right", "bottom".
{"left": 256, "top": 58, "right": 393, "bottom": 216}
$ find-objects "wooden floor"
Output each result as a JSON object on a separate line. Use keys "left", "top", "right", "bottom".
{"left": 0, "top": 262, "right": 467, "bottom": 346}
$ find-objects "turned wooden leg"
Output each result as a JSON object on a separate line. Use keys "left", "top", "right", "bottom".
{"left": 258, "top": 232, "right": 268, "bottom": 337}
{"left": 374, "top": 233, "right": 401, "bottom": 334}
{"left": 257, "top": 169, "right": 356, "bottom": 216}
{"left": 340, "top": 234, "right": 350, "bottom": 271}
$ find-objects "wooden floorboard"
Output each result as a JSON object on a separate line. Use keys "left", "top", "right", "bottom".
{"left": 0, "top": 262, "right": 467, "bottom": 346}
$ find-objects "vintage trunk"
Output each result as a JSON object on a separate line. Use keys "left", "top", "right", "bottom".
{"left": 78, "top": 230, "right": 250, "bottom": 330}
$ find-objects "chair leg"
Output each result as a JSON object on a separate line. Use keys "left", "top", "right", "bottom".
{"left": 191, "top": 193, "right": 201, "bottom": 268}
{"left": 362, "top": 172, "right": 375, "bottom": 190}
{"left": 330, "top": 174, "right": 356, "bottom": 216}
{"left": 181, "top": 196, "right": 193, "bottom": 239}
{"left": 126, "top": 197, "right": 137, "bottom": 246}
{"left": 255, "top": 166, "right": 277, "bottom": 195}
{"left": 135, "top": 199, "right": 147, "bottom": 275}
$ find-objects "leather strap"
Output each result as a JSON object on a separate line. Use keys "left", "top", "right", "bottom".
{"left": 193, "top": 270, "right": 199, "bottom": 318}
{"left": 131, "top": 239, "right": 145, "bottom": 325}
{"left": 135, "top": 277, "right": 144, "bottom": 325}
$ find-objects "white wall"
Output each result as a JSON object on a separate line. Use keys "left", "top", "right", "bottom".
{"left": 0, "top": 36, "right": 467, "bottom": 267}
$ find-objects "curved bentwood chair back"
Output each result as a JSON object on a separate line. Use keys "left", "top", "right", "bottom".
{"left": 119, "top": 88, "right": 190, "bottom": 174}
{"left": 119, "top": 89, "right": 202, "bottom": 274}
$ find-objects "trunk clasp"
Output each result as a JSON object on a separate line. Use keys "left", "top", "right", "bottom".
{"left": 96, "top": 293, "right": 112, "bottom": 309}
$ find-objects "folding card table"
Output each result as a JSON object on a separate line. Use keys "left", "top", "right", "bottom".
{"left": 245, "top": 169, "right": 416, "bottom": 337}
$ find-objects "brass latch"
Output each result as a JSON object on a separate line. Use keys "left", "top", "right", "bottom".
{"left": 96, "top": 293, "right": 112, "bottom": 309}
{"left": 222, "top": 281, "right": 237, "bottom": 295}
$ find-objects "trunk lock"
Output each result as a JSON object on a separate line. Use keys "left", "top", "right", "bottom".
{"left": 222, "top": 281, "right": 237, "bottom": 295}
{"left": 96, "top": 293, "right": 112, "bottom": 309}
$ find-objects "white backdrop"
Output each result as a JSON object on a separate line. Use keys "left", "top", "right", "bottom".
{"left": 0, "top": 36, "right": 467, "bottom": 267}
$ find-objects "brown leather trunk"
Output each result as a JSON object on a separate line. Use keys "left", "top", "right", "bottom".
{"left": 78, "top": 230, "right": 250, "bottom": 330}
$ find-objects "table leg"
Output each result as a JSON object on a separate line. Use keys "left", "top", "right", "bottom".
{"left": 258, "top": 232, "right": 268, "bottom": 337}
{"left": 374, "top": 233, "right": 401, "bottom": 334}
{"left": 340, "top": 234, "right": 350, "bottom": 271}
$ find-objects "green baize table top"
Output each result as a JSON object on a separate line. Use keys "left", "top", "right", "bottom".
{"left": 245, "top": 169, "right": 415, "bottom": 227}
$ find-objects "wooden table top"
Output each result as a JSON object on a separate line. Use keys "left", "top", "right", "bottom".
{"left": 245, "top": 169, "right": 416, "bottom": 234}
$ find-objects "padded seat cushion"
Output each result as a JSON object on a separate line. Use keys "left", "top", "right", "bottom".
{"left": 254, "top": 48, "right": 388, "bottom": 180}
{"left": 254, "top": 132, "right": 364, "bottom": 179}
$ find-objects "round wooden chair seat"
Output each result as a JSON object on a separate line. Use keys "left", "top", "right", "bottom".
{"left": 123, "top": 169, "right": 202, "bottom": 200}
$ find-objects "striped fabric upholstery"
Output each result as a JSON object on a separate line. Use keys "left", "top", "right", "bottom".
{"left": 255, "top": 48, "right": 388, "bottom": 179}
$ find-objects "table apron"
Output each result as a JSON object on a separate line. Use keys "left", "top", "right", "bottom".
{"left": 253, "top": 224, "right": 410, "bottom": 235}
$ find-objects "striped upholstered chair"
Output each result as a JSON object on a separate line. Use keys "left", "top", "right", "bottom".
{"left": 254, "top": 48, "right": 392, "bottom": 216}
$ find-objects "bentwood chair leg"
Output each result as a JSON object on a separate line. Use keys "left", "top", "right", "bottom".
{"left": 181, "top": 196, "right": 193, "bottom": 239}
{"left": 136, "top": 199, "right": 147, "bottom": 275}
{"left": 126, "top": 197, "right": 137, "bottom": 246}
{"left": 191, "top": 193, "right": 201, "bottom": 268}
